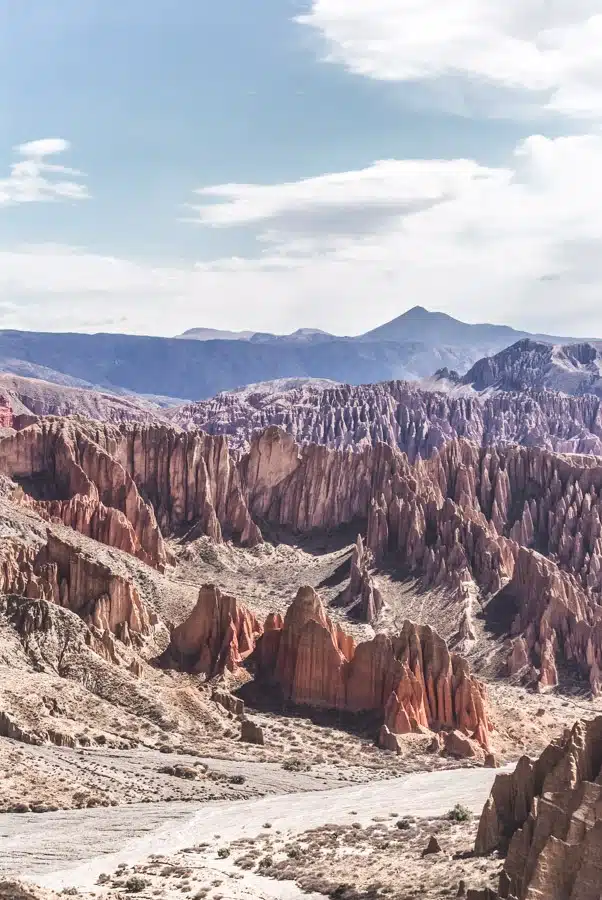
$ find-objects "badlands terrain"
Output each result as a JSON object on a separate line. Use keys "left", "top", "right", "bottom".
{"left": 1, "top": 339, "right": 602, "bottom": 898}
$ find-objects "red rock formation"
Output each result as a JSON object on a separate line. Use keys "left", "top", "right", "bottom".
{"left": 342, "top": 535, "right": 384, "bottom": 623}
{"left": 3, "top": 417, "right": 602, "bottom": 694}
{"left": 475, "top": 716, "right": 602, "bottom": 900}
{"left": 255, "top": 586, "right": 492, "bottom": 751}
{"left": 165, "top": 584, "right": 262, "bottom": 677}
{"left": 0, "top": 420, "right": 167, "bottom": 570}
{"left": 0, "top": 396, "right": 13, "bottom": 429}
{"left": 0, "top": 532, "right": 152, "bottom": 645}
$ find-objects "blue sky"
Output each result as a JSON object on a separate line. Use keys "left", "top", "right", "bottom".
{"left": 2, "top": 1, "right": 602, "bottom": 337}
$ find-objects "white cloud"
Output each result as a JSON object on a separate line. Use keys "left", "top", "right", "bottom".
{"left": 297, "top": 1, "right": 602, "bottom": 119}
{"left": 190, "top": 159, "right": 503, "bottom": 241}
{"left": 17, "top": 138, "right": 70, "bottom": 157}
{"left": 0, "top": 139, "right": 88, "bottom": 206}
{"left": 3, "top": 133, "right": 602, "bottom": 338}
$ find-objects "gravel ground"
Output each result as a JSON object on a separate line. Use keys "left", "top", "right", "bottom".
{"left": 0, "top": 764, "right": 510, "bottom": 890}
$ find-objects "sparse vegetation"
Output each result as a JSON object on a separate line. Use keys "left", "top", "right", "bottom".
{"left": 282, "top": 758, "right": 310, "bottom": 772}
{"left": 124, "top": 875, "right": 149, "bottom": 893}
{"left": 447, "top": 804, "right": 472, "bottom": 823}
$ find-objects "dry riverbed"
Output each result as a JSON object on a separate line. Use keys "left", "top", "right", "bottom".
{"left": 0, "top": 765, "right": 508, "bottom": 900}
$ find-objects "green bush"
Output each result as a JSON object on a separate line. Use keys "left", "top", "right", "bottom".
{"left": 447, "top": 803, "right": 472, "bottom": 823}
{"left": 124, "top": 875, "right": 149, "bottom": 893}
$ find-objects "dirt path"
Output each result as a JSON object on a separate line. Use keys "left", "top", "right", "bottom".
{"left": 0, "top": 763, "right": 509, "bottom": 891}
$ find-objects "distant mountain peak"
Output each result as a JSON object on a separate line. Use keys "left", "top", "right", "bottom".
{"left": 461, "top": 338, "right": 602, "bottom": 396}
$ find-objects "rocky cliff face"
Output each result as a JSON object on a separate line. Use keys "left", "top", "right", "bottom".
{"left": 0, "top": 397, "right": 12, "bottom": 429}
{"left": 169, "top": 380, "right": 602, "bottom": 458}
{"left": 462, "top": 339, "right": 602, "bottom": 397}
{"left": 256, "top": 587, "right": 492, "bottom": 751}
{"left": 164, "top": 583, "right": 262, "bottom": 677}
{"left": 3, "top": 418, "right": 602, "bottom": 695}
{"left": 0, "top": 532, "right": 152, "bottom": 651}
{"left": 0, "top": 420, "right": 168, "bottom": 570}
{"left": 365, "top": 439, "right": 602, "bottom": 693}
{"left": 475, "top": 716, "right": 602, "bottom": 899}
{"left": 162, "top": 583, "right": 491, "bottom": 750}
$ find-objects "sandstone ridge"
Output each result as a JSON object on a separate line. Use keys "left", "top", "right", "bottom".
{"left": 475, "top": 715, "right": 602, "bottom": 899}
{"left": 169, "top": 379, "right": 602, "bottom": 458}
{"left": 167, "top": 583, "right": 492, "bottom": 752}
{"left": 4, "top": 419, "right": 602, "bottom": 694}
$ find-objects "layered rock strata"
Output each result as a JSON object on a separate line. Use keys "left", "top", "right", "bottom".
{"left": 0, "top": 532, "right": 152, "bottom": 646}
{"left": 169, "top": 380, "right": 602, "bottom": 458}
{"left": 475, "top": 715, "right": 602, "bottom": 899}
{"left": 164, "top": 584, "right": 262, "bottom": 677}
{"left": 254, "top": 586, "right": 492, "bottom": 751}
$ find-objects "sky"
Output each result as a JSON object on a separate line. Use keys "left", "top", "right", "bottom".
{"left": 2, "top": 1, "right": 602, "bottom": 337}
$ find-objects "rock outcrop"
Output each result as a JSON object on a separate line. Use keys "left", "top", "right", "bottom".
{"left": 165, "top": 584, "right": 262, "bottom": 677}
{"left": 169, "top": 379, "right": 602, "bottom": 458}
{"left": 254, "top": 586, "right": 492, "bottom": 751}
{"left": 0, "top": 372, "right": 166, "bottom": 424}
{"left": 364, "top": 439, "right": 602, "bottom": 692}
{"left": 0, "top": 396, "right": 13, "bottom": 429}
{"left": 4, "top": 417, "right": 602, "bottom": 693}
{"left": 462, "top": 338, "right": 602, "bottom": 398}
{"left": 475, "top": 716, "right": 602, "bottom": 899}
{"left": 0, "top": 532, "right": 152, "bottom": 647}
{"left": 0, "top": 419, "right": 168, "bottom": 569}
{"left": 342, "top": 535, "right": 384, "bottom": 623}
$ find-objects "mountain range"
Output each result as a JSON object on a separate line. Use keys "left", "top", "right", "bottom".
{"left": 0, "top": 306, "right": 587, "bottom": 402}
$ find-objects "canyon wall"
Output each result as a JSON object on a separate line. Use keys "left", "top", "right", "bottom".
{"left": 0, "top": 532, "right": 152, "bottom": 649}
{"left": 3, "top": 418, "right": 602, "bottom": 693}
{"left": 475, "top": 715, "right": 602, "bottom": 899}
{"left": 169, "top": 381, "right": 602, "bottom": 458}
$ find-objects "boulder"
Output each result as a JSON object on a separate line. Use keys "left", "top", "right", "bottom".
{"left": 240, "top": 718, "right": 264, "bottom": 745}
{"left": 422, "top": 836, "right": 442, "bottom": 856}
{"left": 444, "top": 730, "right": 480, "bottom": 759}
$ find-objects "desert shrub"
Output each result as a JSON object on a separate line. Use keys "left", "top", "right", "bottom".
{"left": 125, "top": 875, "right": 149, "bottom": 893}
{"left": 229, "top": 774, "right": 246, "bottom": 785}
{"left": 217, "top": 847, "right": 230, "bottom": 858}
{"left": 282, "top": 758, "right": 310, "bottom": 772}
{"left": 447, "top": 803, "right": 472, "bottom": 822}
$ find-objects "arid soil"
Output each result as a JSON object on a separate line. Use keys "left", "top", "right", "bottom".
{"left": 2, "top": 766, "right": 506, "bottom": 898}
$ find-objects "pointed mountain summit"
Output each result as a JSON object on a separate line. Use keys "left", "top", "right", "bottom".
{"left": 359, "top": 306, "right": 533, "bottom": 347}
